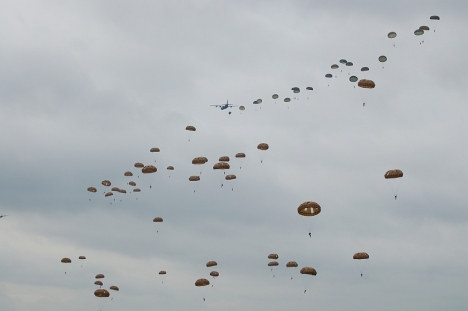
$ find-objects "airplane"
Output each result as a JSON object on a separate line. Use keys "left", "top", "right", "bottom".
{"left": 0, "top": 215, "right": 8, "bottom": 218}
{"left": 210, "top": 100, "right": 238, "bottom": 111}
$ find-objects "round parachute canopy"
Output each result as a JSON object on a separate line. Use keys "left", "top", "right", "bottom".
{"left": 104, "top": 192, "right": 113, "bottom": 197}
{"left": 384, "top": 169, "right": 403, "bottom": 179}
{"left": 109, "top": 286, "right": 119, "bottom": 291}
{"left": 79, "top": 256, "right": 86, "bottom": 260}
{"left": 101, "top": 180, "right": 111, "bottom": 187}
{"left": 119, "top": 189, "right": 127, "bottom": 194}
{"left": 128, "top": 181, "right": 136, "bottom": 186}
{"left": 272, "top": 94, "right": 279, "bottom": 99}
{"left": 235, "top": 153, "right": 246, "bottom": 158}
{"left": 95, "top": 274, "right": 105, "bottom": 279}
{"left": 133, "top": 188, "right": 141, "bottom": 192}
{"left": 111, "top": 187, "right": 120, "bottom": 192}
{"left": 225, "top": 174, "right": 236, "bottom": 180}
{"left": 87, "top": 187, "right": 97, "bottom": 193}
{"left": 153, "top": 217, "right": 163, "bottom": 222}
{"left": 200, "top": 157, "right": 208, "bottom": 163}
{"left": 142, "top": 165, "right": 157, "bottom": 174}
{"left": 284, "top": 98, "right": 291, "bottom": 102}
{"left": 124, "top": 171, "right": 133, "bottom": 176}
{"left": 268, "top": 261, "right": 279, "bottom": 267}
{"left": 346, "top": 62, "right": 353, "bottom": 66}
{"left": 189, "top": 175, "right": 200, "bottom": 182}
{"left": 325, "top": 73, "right": 332, "bottom": 78}
{"left": 159, "top": 271, "right": 166, "bottom": 275}
{"left": 291, "top": 87, "right": 300, "bottom": 93}
{"left": 134, "top": 162, "right": 144, "bottom": 168}
{"left": 195, "top": 278, "right": 210, "bottom": 287}
{"left": 430, "top": 15, "right": 440, "bottom": 20}
{"left": 210, "top": 271, "right": 219, "bottom": 277}
{"left": 61, "top": 258, "right": 71, "bottom": 263}
{"left": 300, "top": 267, "right": 317, "bottom": 275}
{"left": 349, "top": 76, "right": 358, "bottom": 82}
{"left": 213, "top": 162, "right": 230, "bottom": 170}
{"left": 94, "top": 281, "right": 103, "bottom": 286}
{"left": 419, "top": 25, "right": 430, "bottom": 31}
{"left": 206, "top": 261, "right": 217, "bottom": 267}
{"left": 286, "top": 261, "right": 298, "bottom": 268}
{"left": 339, "top": 59, "right": 347, "bottom": 64}
{"left": 257, "top": 143, "right": 269, "bottom": 151}
{"left": 306, "top": 87, "right": 313, "bottom": 90}
{"left": 388, "top": 31, "right": 397, "bottom": 38}
{"left": 192, "top": 157, "right": 206, "bottom": 165}
{"left": 268, "top": 254, "right": 278, "bottom": 259}
{"left": 414, "top": 29, "right": 424, "bottom": 36}
{"left": 239, "top": 106, "right": 245, "bottom": 111}
{"left": 186, "top": 125, "right": 196, "bottom": 131}
{"left": 94, "top": 289, "right": 110, "bottom": 298}
{"left": 331, "top": 64, "right": 339, "bottom": 69}
{"left": 219, "top": 156, "right": 230, "bottom": 162}
{"left": 353, "top": 252, "right": 369, "bottom": 260}
{"left": 378, "top": 55, "right": 387, "bottom": 63}
{"left": 150, "top": 147, "right": 160, "bottom": 153}
{"left": 298, "top": 201, "right": 321, "bottom": 216}
{"left": 253, "top": 100, "right": 259, "bottom": 105}
{"left": 257, "top": 99, "right": 263, "bottom": 103}
{"left": 361, "top": 67, "right": 369, "bottom": 72}
{"left": 358, "top": 79, "right": 375, "bottom": 89}
{"left": 167, "top": 166, "right": 174, "bottom": 170}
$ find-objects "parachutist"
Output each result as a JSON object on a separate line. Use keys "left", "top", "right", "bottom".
{"left": 309, "top": 232, "right": 311, "bottom": 238}
{"left": 363, "top": 102, "right": 365, "bottom": 107}
{"left": 395, "top": 195, "right": 397, "bottom": 200}
{"left": 304, "top": 290, "right": 306, "bottom": 293}
{"left": 203, "top": 298, "right": 205, "bottom": 302}
{"left": 361, "top": 273, "right": 363, "bottom": 277}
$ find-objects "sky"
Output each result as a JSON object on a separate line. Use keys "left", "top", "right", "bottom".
{"left": 0, "top": 0, "right": 467, "bottom": 310}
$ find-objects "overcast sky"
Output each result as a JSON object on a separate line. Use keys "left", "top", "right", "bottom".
{"left": 0, "top": 1, "right": 467, "bottom": 310}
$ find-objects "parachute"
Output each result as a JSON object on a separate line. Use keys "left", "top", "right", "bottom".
{"left": 206, "top": 261, "right": 217, "bottom": 267}
{"left": 300, "top": 267, "right": 317, "bottom": 275}
{"left": 349, "top": 76, "right": 358, "bottom": 82}
{"left": 325, "top": 74, "right": 332, "bottom": 78}
{"left": 134, "top": 162, "right": 144, "bottom": 168}
{"left": 235, "top": 153, "right": 245, "bottom": 158}
{"left": 189, "top": 175, "right": 200, "bottom": 181}
{"left": 286, "top": 261, "right": 298, "bottom": 279}
{"left": 414, "top": 29, "right": 424, "bottom": 36}
{"left": 430, "top": 15, "right": 440, "bottom": 20}
{"left": 213, "top": 162, "right": 230, "bottom": 170}
{"left": 128, "top": 181, "right": 136, "bottom": 186}
{"left": 124, "top": 171, "right": 133, "bottom": 177}
{"left": 239, "top": 106, "right": 245, "bottom": 111}
{"left": 210, "top": 271, "right": 219, "bottom": 277}
{"left": 360, "top": 67, "right": 369, "bottom": 71}
{"left": 153, "top": 217, "right": 163, "bottom": 222}
{"left": 346, "top": 62, "right": 353, "bottom": 67}
{"left": 358, "top": 79, "right": 375, "bottom": 88}
{"left": 101, "top": 180, "right": 111, "bottom": 187}
{"left": 225, "top": 174, "right": 236, "bottom": 180}
{"left": 167, "top": 166, "right": 174, "bottom": 171}
{"left": 94, "top": 281, "right": 103, "bottom": 286}
{"left": 109, "top": 286, "right": 119, "bottom": 291}
{"left": 87, "top": 187, "right": 97, "bottom": 193}
{"left": 272, "top": 94, "right": 279, "bottom": 99}
{"left": 104, "top": 192, "right": 113, "bottom": 197}
{"left": 159, "top": 271, "right": 166, "bottom": 275}
{"left": 257, "top": 143, "right": 269, "bottom": 151}
{"left": 353, "top": 252, "right": 369, "bottom": 277}
{"left": 291, "top": 87, "right": 300, "bottom": 93}
{"left": 268, "top": 261, "right": 279, "bottom": 266}
{"left": 150, "top": 147, "right": 160, "bottom": 153}
{"left": 79, "top": 256, "right": 86, "bottom": 260}
{"left": 186, "top": 126, "right": 196, "bottom": 131}
{"left": 419, "top": 25, "right": 430, "bottom": 31}
{"left": 339, "top": 59, "right": 347, "bottom": 64}
{"left": 94, "top": 289, "right": 110, "bottom": 297}
{"left": 142, "top": 166, "right": 157, "bottom": 174}
{"left": 111, "top": 187, "right": 120, "bottom": 192}
{"left": 95, "top": 274, "right": 105, "bottom": 279}
{"left": 385, "top": 169, "right": 403, "bottom": 199}
{"left": 297, "top": 201, "right": 321, "bottom": 216}
{"left": 284, "top": 98, "right": 291, "bottom": 102}
{"left": 331, "top": 64, "right": 339, "bottom": 69}
{"left": 388, "top": 31, "right": 397, "bottom": 38}
{"left": 61, "top": 258, "right": 71, "bottom": 263}
{"left": 218, "top": 156, "right": 230, "bottom": 162}
{"left": 306, "top": 87, "right": 313, "bottom": 90}
{"left": 268, "top": 254, "right": 279, "bottom": 260}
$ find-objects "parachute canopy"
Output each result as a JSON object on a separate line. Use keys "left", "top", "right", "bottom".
{"left": 378, "top": 55, "right": 387, "bottom": 62}
{"left": 358, "top": 79, "right": 375, "bottom": 89}
{"left": 101, "top": 180, "right": 111, "bottom": 187}
{"left": 349, "top": 76, "right": 358, "bottom": 82}
{"left": 153, "top": 217, "right": 163, "bottom": 222}
{"left": 150, "top": 147, "right": 160, "bottom": 153}
{"left": 94, "top": 281, "right": 103, "bottom": 286}
{"left": 189, "top": 175, "right": 200, "bottom": 181}
{"left": 306, "top": 87, "right": 313, "bottom": 90}
{"left": 186, "top": 126, "right": 196, "bottom": 131}
{"left": 87, "top": 187, "right": 97, "bottom": 193}
{"left": 353, "top": 252, "right": 369, "bottom": 260}
{"left": 225, "top": 174, "right": 236, "bottom": 180}
{"left": 268, "top": 254, "right": 279, "bottom": 260}
{"left": 361, "top": 67, "right": 369, "bottom": 72}
{"left": 235, "top": 153, "right": 246, "bottom": 158}
{"left": 239, "top": 106, "right": 245, "bottom": 111}
{"left": 94, "top": 289, "right": 110, "bottom": 298}
{"left": 134, "top": 162, "right": 144, "bottom": 168}
{"left": 133, "top": 188, "right": 141, "bottom": 192}
{"left": 95, "top": 274, "right": 105, "bottom": 279}
{"left": 284, "top": 98, "right": 291, "bottom": 102}
{"left": 213, "top": 162, "right": 230, "bottom": 170}
{"left": 219, "top": 156, "right": 230, "bottom": 162}
{"left": 124, "top": 171, "right": 133, "bottom": 176}
{"left": 268, "top": 261, "right": 279, "bottom": 267}
{"left": 384, "top": 169, "right": 403, "bottom": 179}
{"left": 206, "top": 261, "right": 217, "bottom": 267}
{"left": 388, "top": 31, "right": 397, "bottom": 38}
{"left": 339, "top": 59, "right": 347, "bottom": 64}
{"left": 104, "top": 192, "right": 113, "bottom": 197}
{"left": 128, "top": 181, "right": 136, "bottom": 186}
{"left": 210, "top": 271, "right": 219, "bottom": 277}
{"left": 298, "top": 201, "right": 321, "bottom": 217}
{"left": 79, "top": 256, "right": 86, "bottom": 260}
{"left": 159, "top": 271, "right": 167, "bottom": 275}
{"left": 414, "top": 29, "right": 424, "bottom": 36}
{"left": 346, "top": 62, "right": 353, "bottom": 66}
{"left": 61, "top": 258, "right": 71, "bottom": 263}
{"left": 142, "top": 165, "right": 157, "bottom": 174}
{"left": 272, "top": 94, "right": 279, "bottom": 99}
{"left": 419, "top": 25, "right": 430, "bottom": 31}
{"left": 257, "top": 143, "right": 269, "bottom": 151}
{"left": 109, "top": 286, "right": 119, "bottom": 291}
{"left": 195, "top": 278, "right": 210, "bottom": 287}
{"left": 167, "top": 166, "right": 174, "bottom": 170}
{"left": 325, "top": 74, "right": 332, "bottom": 78}
{"left": 111, "top": 187, "right": 120, "bottom": 192}
{"left": 430, "top": 15, "right": 440, "bottom": 20}
{"left": 331, "top": 64, "right": 339, "bottom": 69}
{"left": 291, "top": 87, "right": 300, "bottom": 93}
{"left": 300, "top": 267, "right": 317, "bottom": 275}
